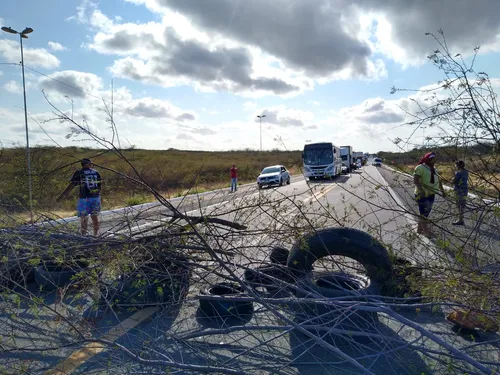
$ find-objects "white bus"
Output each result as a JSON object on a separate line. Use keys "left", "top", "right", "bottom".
{"left": 302, "top": 142, "right": 343, "bottom": 180}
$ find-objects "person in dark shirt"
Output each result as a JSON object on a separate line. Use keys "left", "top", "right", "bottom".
{"left": 452, "top": 160, "right": 468, "bottom": 226}
{"left": 57, "top": 158, "right": 102, "bottom": 236}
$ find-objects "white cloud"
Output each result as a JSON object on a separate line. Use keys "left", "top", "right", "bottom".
{"left": 48, "top": 42, "right": 67, "bottom": 51}
{"left": 243, "top": 101, "right": 257, "bottom": 110}
{"left": 39, "top": 70, "right": 103, "bottom": 99}
{"left": 0, "top": 39, "right": 60, "bottom": 69}
{"left": 3, "top": 80, "right": 21, "bottom": 94}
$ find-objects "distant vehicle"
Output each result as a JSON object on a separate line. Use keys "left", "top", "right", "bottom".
{"left": 340, "top": 145, "right": 354, "bottom": 172}
{"left": 302, "top": 142, "right": 342, "bottom": 180}
{"left": 341, "top": 163, "right": 348, "bottom": 174}
{"left": 372, "top": 158, "right": 382, "bottom": 167}
{"left": 353, "top": 151, "right": 364, "bottom": 160}
{"left": 257, "top": 165, "right": 290, "bottom": 189}
{"left": 356, "top": 159, "right": 362, "bottom": 169}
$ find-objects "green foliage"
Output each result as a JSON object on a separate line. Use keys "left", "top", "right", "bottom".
{"left": 0, "top": 146, "right": 302, "bottom": 212}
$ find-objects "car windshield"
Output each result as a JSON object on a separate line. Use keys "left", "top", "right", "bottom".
{"left": 303, "top": 148, "right": 333, "bottom": 165}
{"left": 261, "top": 167, "right": 280, "bottom": 174}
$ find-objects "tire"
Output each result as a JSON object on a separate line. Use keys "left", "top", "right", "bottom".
{"left": 35, "top": 261, "right": 88, "bottom": 291}
{"left": 286, "top": 227, "right": 392, "bottom": 284}
{"left": 380, "top": 257, "right": 423, "bottom": 301}
{"left": 294, "top": 271, "right": 378, "bottom": 325}
{"left": 279, "top": 178, "right": 283, "bottom": 186}
{"left": 269, "top": 246, "right": 290, "bottom": 265}
{"left": 244, "top": 264, "right": 299, "bottom": 288}
{"left": 258, "top": 184, "right": 262, "bottom": 190}
{"left": 286, "top": 177, "right": 291, "bottom": 185}
{"left": 101, "top": 262, "right": 190, "bottom": 308}
{"left": 198, "top": 282, "right": 253, "bottom": 319}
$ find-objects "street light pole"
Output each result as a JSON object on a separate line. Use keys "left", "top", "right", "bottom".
{"left": 256, "top": 114, "right": 266, "bottom": 152}
{"left": 2, "top": 26, "right": 34, "bottom": 224}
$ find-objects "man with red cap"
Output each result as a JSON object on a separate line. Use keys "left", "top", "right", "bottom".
{"left": 413, "top": 152, "right": 446, "bottom": 237}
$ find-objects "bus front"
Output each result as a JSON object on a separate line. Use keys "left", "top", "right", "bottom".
{"left": 302, "top": 143, "right": 335, "bottom": 180}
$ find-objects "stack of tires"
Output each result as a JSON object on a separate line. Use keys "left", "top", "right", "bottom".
{"left": 285, "top": 228, "right": 393, "bottom": 342}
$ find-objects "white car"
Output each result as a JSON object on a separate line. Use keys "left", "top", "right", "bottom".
{"left": 372, "top": 158, "right": 382, "bottom": 167}
{"left": 341, "top": 163, "right": 349, "bottom": 174}
{"left": 257, "top": 165, "right": 291, "bottom": 189}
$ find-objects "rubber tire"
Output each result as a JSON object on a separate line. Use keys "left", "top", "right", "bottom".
{"left": 101, "top": 262, "right": 190, "bottom": 308}
{"left": 380, "top": 257, "right": 423, "bottom": 301}
{"left": 269, "top": 246, "right": 290, "bottom": 265}
{"left": 244, "top": 264, "right": 299, "bottom": 288}
{"left": 286, "top": 177, "right": 291, "bottom": 185}
{"left": 287, "top": 227, "right": 392, "bottom": 284}
{"left": 279, "top": 178, "right": 283, "bottom": 186}
{"left": 35, "top": 261, "right": 87, "bottom": 291}
{"left": 294, "top": 271, "right": 378, "bottom": 329}
{"left": 198, "top": 282, "right": 253, "bottom": 319}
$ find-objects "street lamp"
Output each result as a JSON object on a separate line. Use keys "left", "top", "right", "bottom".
{"left": 2, "top": 26, "right": 34, "bottom": 224}
{"left": 256, "top": 114, "right": 266, "bottom": 152}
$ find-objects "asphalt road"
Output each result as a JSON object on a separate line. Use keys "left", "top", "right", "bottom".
{"left": 2, "top": 166, "right": 499, "bottom": 374}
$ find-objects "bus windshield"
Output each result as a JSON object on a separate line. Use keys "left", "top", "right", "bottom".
{"left": 303, "top": 147, "right": 333, "bottom": 166}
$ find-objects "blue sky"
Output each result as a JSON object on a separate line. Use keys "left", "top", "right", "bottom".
{"left": 1, "top": 0, "right": 500, "bottom": 153}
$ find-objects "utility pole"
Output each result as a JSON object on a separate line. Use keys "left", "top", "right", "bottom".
{"left": 2, "top": 26, "right": 34, "bottom": 224}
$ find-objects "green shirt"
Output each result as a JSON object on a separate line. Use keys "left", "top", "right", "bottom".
{"left": 414, "top": 164, "right": 439, "bottom": 197}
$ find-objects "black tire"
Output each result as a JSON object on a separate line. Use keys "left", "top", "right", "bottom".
{"left": 286, "top": 177, "right": 291, "bottom": 185}
{"left": 294, "top": 271, "right": 378, "bottom": 325}
{"left": 198, "top": 282, "right": 253, "bottom": 319}
{"left": 287, "top": 227, "right": 392, "bottom": 284}
{"left": 279, "top": 178, "right": 283, "bottom": 186}
{"left": 244, "top": 264, "right": 299, "bottom": 288}
{"left": 35, "top": 261, "right": 87, "bottom": 291}
{"left": 258, "top": 184, "right": 262, "bottom": 190}
{"left": 101, "top": 262, "right": 190, "bottom": 308}
{"left": 269, "top": 246, "right": 290, "bottom": 265}
{"left": 380, "top": 257, "right": 423, "bottom": 301}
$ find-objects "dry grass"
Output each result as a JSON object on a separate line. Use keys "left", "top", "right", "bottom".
{"left": 0, "top": 146, "right": 302, "bottom": 217}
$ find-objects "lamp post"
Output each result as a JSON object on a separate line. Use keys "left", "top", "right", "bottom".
{"left": 2, "top": 26, "right": 34, "bottom": 224}
{"left": 256, "top": 114, "right": 266, "bottom": 152}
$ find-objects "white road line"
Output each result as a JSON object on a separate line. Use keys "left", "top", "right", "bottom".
{"left": 113, "top": 179, "right": 309, "bottom": 236}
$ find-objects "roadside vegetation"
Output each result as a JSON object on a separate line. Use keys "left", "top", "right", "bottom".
{"left": 378, "top": 145, "right": 500, "bottom": 199}
{"left": 0, "top": 146, "right": 301, "bottom": 218}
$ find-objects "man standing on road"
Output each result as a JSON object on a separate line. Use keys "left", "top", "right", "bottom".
{"left": 230, "top": 164, "right": 238, "bottom": 193}
{"left": 452, "top": 160, "right": 468, "bottom": 226}
{"left": 56, "top": 158, "right": 102, "bottom": 236}
{"left": 413, "top": 152, "right": 446, "bottom": 237}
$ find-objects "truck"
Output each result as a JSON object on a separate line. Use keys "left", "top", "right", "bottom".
{"left": 353, "top": 151, "right": 364, "bottom": 167}
{"left": 302, "top": 142, "right": 343, "bottom": 180}
{"left": 340, "top": 145, "right": 354, "bottom": 173}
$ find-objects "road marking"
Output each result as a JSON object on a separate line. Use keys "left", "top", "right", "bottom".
{"left": 245, "top": 182, "right": 340, "bottom": 249}
{"left": 44, "top": 306, "right": 159, "bottom": 375}
{"left": 113, "top": 179, "right": 309, "bottom": 236}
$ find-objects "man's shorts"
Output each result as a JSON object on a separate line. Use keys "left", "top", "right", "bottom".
{"left": 416, "top": 194, "right": 435, "bottom": 218}
{"left": 77, "top": 197, "right": 101, "bottom": 217}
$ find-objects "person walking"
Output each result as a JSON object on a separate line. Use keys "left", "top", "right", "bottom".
{"left": 230, "top": 164, "right": 238, "bottom": 193}
{"left": 413, "top": 152, "right": 446, "bottom": 237}
{"left": 451, "top": 160, "right": 468, "bottom": 225}
{"left": 57, "top": 158, "right": 102, "bottom": 236}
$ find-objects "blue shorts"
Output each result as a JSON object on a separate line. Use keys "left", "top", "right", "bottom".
{"left": 77, "top": 197, "right": 101, "bottom": 217}
{"left": 416, "top": 194, "right": 435, "bottom": 218}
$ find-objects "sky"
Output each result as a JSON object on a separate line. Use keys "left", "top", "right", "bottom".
{"left": 1, "top": 0, "right": 500, "bottom": 153}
